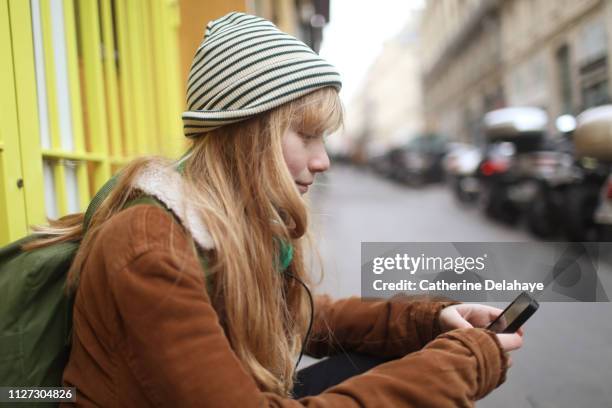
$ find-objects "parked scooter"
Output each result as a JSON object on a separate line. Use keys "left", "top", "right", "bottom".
{"left": 524, "top": 117, "right": 578, "bottom": 238}
{"left": 595, "top": 173, "right": 612, "bottom": 240}
{"left": 524, "top": 149, "right": 577, "bottom": 237}
{"left": 566, "top": 105, "right": 612, "bottom": 241}
{"left": 478, "top": 107, "right": 548, "bottom": 224}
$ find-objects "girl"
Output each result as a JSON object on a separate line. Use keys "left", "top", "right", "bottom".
{"left": 32, "top": 12, "right": 522, "bottom": 407}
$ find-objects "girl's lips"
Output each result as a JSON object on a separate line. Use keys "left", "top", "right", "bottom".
{"left": 296, "top": 183, "right": 309, "bottom": 193}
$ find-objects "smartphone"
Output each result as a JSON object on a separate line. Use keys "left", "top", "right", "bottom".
{"left": 486, "top": 291, "right": 539, "bottom": 333}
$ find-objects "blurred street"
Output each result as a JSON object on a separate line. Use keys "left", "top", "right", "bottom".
{"left": 308, "top": 164, "right": 612, "bottom": 408}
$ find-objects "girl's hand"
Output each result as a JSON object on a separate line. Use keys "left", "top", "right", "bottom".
{"left": 439, "top": 304, "right": 504, "bottom": 332}
{"left": 439, "top": 304, "right": 524, "bottom": 366}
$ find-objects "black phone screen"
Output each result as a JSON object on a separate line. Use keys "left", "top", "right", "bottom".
{"left": 487, "top": 292, "right": 538, "bottom": 333}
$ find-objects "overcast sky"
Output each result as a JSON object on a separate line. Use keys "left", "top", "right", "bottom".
{"left": 319, "top": 0, "right": 425, "bottom": 105}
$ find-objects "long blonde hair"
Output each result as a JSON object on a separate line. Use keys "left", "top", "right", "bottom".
{"left": 24, "top": 87, "right": 343, "bottom": 395}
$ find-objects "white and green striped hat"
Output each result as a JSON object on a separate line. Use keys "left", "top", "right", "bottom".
{"left": 182, "top": 12, "right": 342, "bottom": 138}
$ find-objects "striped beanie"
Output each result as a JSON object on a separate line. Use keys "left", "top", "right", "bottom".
{"left": 182, "top": 12, "right": 342, "bottom": 138}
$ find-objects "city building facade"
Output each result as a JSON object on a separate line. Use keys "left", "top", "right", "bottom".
{"left": 343, "top": 13, "right": 425, "bottom": 160}
{"left": 421, "top": 0, "right": 612, "bottom": 143}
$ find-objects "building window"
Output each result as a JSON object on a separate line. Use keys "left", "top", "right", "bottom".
{"left": 555, "top": 44, "right": 573, "bottom": 114}
{"left": 580, "top": 56, "right": 610, "bottom": 109}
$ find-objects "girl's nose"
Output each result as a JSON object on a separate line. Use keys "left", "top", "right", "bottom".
{"left": 309, "top": 144, "right": 330, "bottom": 174}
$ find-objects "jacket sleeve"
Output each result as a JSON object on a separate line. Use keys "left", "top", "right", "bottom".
{"left": 108, "top": 207, "right": 507, "bottom": 407}
{"left": 304, "top": 295, "right": 459, "bottom": 359}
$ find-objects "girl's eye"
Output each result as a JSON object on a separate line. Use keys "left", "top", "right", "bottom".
{"left": 299, "top": 132, "right": 317, "bottom": 141}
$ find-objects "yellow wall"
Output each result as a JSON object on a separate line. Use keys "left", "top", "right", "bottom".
{"left": 0, "top": 0, "right": 185, "bottom": 245}
{"left": 178, "top": 0, "right": 247, "bottom": 96}
{"left": 177, "top": 0, "right": 301, "bottom": 94}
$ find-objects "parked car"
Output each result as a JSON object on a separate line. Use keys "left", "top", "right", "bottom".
{"left": 386, "top": 134, "right": 448, "bottom": 186}
{"left": 368, "top": 150, "right": 395, "bottom": 178}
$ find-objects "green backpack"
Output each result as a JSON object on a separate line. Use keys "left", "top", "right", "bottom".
{"left": 0, "top": 235, "right": 77, "bottom": 388}
{"left": 0, "top": 176, "right": 121, "bottom": 388}
{"left": 0, "top": 177, "right": 294, "bottom": 389}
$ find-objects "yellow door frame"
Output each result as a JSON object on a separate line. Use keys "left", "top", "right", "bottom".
{"left": 0, "top": 0, "right": 28, "bottom": 243}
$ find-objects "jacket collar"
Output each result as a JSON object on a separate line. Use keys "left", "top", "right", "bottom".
{"left": 132, "top": 163, "right": 294, "bottom": 271}
{"left": 132, "top": 162, "right": 215, "bottom": 250}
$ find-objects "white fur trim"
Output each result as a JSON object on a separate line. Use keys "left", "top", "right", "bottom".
{"left": 132, "top": 163, "right": 215, "bottom": 250}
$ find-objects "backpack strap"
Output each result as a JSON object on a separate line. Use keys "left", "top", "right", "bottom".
{"left": 83, "top": 175, "right": 118, "bottom": 235}
{"left": 123, "top": 194, "right": 171, "bottom": 212}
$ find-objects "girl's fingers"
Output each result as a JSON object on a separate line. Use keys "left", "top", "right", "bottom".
{"left": 440, "top": 307, "right": 474, "bottom": 331}
{"left": 450, "top": 310, "right": 474, "bottom": 329}
{"left": 466, "top": 304, "right": 503, "bottom": 317}
{"left": 496, "top": 333, "right": 523, "bottom": 352}
{"left": 459, "top": 304, "right": 502, "bottom": 324}
{"left": 480, "top": 305, "right": 504, "bottom": 318}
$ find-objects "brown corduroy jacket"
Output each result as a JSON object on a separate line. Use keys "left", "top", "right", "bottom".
{"left": 61, "top": 204, "right": 508, "bottom": 407}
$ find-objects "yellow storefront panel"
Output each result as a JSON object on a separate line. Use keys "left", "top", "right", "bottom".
{"left": 0, "top": 0, "right": 185, "bottom": 245}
